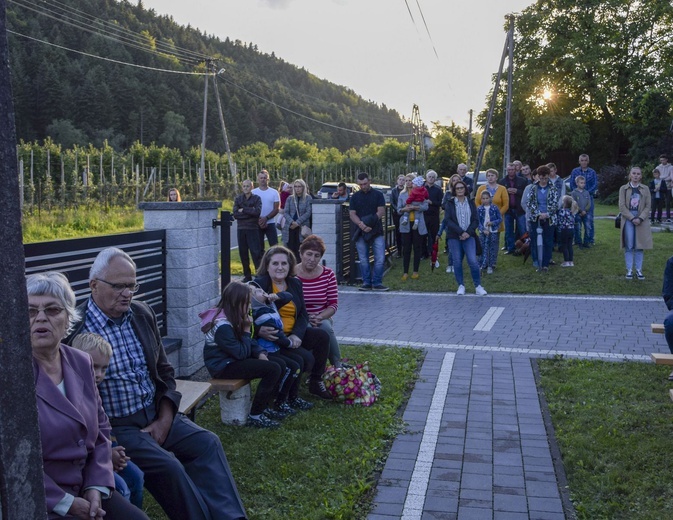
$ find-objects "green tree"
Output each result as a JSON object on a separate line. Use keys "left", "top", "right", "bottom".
{"left": 377, "top": 139, "right": 408, "bottom": 166}
{"left": 427, "top": 130, "right": 467, "bottom": 177}
{"left": 273, "top": 138, "right": 318, "bottom": 162}
{"left": 627, "top": 90, "right": 672, "bottom": 167}
{"left": 46, "top": 119, "right": 89, "bottom": 149}
{"left": 482, "top": 0, "right": 673, "bottom": 169}
{"left": 159, "top": 111, "right": 190, "bottom": 151}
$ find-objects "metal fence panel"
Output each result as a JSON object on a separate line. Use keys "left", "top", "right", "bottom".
{"left": 24, "top": 230, "right": 168, "bottom": 336}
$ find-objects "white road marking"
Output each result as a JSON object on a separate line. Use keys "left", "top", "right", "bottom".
{"left": 401, "top": 352, "right": 455, "bottom": 520}
{"left": 336, "top": 336, "right": 652, "bottom": 362}
{"left": 473, "top": 306, "right": 505, "bottom": 331}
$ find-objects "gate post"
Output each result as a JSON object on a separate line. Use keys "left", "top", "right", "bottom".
{"left": 140, "top": 201, "right": 222, "bottom": 376}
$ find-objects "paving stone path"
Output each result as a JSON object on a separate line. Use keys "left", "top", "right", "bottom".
{"left": 332, "top": 288, "right": 667, "bottom": 520}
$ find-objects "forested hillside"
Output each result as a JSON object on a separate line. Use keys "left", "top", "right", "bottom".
{"left": 7, "top": 0, "right": 409, "bottom": 152}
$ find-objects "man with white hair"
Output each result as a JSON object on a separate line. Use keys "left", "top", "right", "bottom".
{"left": 457, "top": 163, "right": 473, "bottom": 195}
{"left": 67, "top": 248, "right": 247, "bottom": 520}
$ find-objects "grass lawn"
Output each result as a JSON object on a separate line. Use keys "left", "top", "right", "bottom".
{"left": 538, "top": 358, "right": 673, "bottom": 520}
{"left": 385, "top": 207, "right": 673, "bottom": 296}
{"left": 22, "top": 200, "right": 234, "bottom": 243}
{"left": 143, "top": 345, "right": 423, "bottom": 520}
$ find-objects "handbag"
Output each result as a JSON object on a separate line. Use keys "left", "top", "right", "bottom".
{"left": 296, "top": 196, "right": 312, "bottom": 239}
{"left": 301, "top": 225, "right": 312, "bottom": 239}
{"left": 615, "top": 212, "right": 621, "bottom": 229}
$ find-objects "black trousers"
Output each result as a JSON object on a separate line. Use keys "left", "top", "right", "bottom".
{"left": 237, "top": 228, "right": 262, "bottom": 280}
{"left": 258, "top": 223, "right": 278, "bottom": 254}
{"left": 401, "top": 230, "right": 424, "bottom": 274}
{"left": 278, "top": 326, "right": 329, "bottom": 381}
{"left": 285, "top": 226, "right": 301, "bottom": 262}
{"left": 392, "top": 212, "right": 402, "bottom": 256}
{"left": 112, "top": 409, "right": 247, "bottom": 520}
{"left": 269, "top": 351, "right": 300, "bottom": 400}
{"left": 425, "top": 214, "right": 439, "bottom": 256}
{"left": 215, "top": 358, "right": 282, "bottom": 415}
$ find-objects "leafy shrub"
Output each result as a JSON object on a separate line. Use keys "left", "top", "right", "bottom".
{"left": 598, "top": 164, "right": 627, "bottom": 202}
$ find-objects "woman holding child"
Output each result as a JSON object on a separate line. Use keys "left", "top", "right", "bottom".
{"left": 254, "top": 245, "right": 333, "bottom": 401}
{"left": 397, "top": 174, "right": 429, "bottom": 280}
{"left": 27, "top": 271, "right": 148, "bottom": 520}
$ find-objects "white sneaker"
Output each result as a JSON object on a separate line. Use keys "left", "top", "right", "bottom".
{"left": 487, "top": 267, "right": 493, "bottom": 274}
{"left": 456, "top": 285, "right": 465, "bottom": 295}
{"left": 434, "top": 260, "right": 440, "bottom": 269}
{"left": 446, "top": 266, "right": 453, "bottom": 273}
{"left": 475, "top": 285, "right": 487, "bottom": 296}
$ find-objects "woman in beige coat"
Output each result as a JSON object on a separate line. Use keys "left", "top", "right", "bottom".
{"left": 619, "top": 166, "right": 652, "bottom": 280}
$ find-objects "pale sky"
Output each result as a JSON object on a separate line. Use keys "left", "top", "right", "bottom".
{"left": 141, "top": 0, "right": 534, "bottom": 132}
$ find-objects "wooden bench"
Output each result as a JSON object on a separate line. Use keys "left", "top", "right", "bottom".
{"left": 651, "top": 353, "right": 673, "bottom": 365}
{"left": 175, "top": 378, "right": 252, "bottom": 425}
{"left": 176, "top": 379, "right": 212, "bottom": 421}
{"left": 210, "top": 379, "right": 251, "bottom": 426}
{"left": 650, "top": 354, "right": 673, "bottom": 400}
{"left": 652, "top": 323, "right": 665, "bottom": 334}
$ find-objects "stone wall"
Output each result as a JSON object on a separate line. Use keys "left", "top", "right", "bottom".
{"left": 140, "top": 201, "right": 221, "bottom": 376}
{"left": 309, "top": 199, "right": 344, "bottom": 273}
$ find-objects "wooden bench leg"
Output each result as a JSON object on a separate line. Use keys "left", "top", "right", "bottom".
{"left": 218, "top": 384, "right": 251, "bottom": 425}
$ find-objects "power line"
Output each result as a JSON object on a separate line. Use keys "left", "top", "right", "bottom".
{"left": 38, "top": 0, "right": 208, "bottom": 60}
{"left": 216, "top": 71, "right": 412, "bottom": 138}
{"left": 414, "top": 0, "right": 439, "bottom": 60}
{"left": 9, "top": 0, "right": 205, "bottom": 65}
{"left": 7, "top": 30, "right": 206, "bottom": 75}
{"left": 8, "top": 28, "right": 411, "bottom": 137}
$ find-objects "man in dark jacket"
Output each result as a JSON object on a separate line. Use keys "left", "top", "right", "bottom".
{"left": 349, "top": 172, "right": 388, "bottom": 291}
{"left": 233, "top": 179, "right": 262, "bottom": 282}
{"left": 499, "top": 162, "right": 529, "bottom": 254}
{"left": 66, "top": 247, "right": 247, "bottom": 520}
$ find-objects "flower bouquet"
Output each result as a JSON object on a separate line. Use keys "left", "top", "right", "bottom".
{"left": 321, "top": 361, "right": 381, "bottom": 406}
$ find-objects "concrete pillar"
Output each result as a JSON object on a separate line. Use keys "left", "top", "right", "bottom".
{"left": 140, "top": 201, "right": 221, "bottom": 377}
{"left": 310, "top": 199, "right": 344, "bottom": 273}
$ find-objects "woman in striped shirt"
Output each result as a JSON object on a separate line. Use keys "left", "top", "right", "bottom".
{"left": 295, "top": 235, "right": 342, "bottom": 367}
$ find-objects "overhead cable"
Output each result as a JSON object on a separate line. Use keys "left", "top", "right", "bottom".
{"left": 216, "top": 71, "right": 412, "bottom": 138}
{"left": 9, "top": 0, "right": 204, "bottom": 65}
{"left": 8, "top": 30, "right": 207, "bottom": 75}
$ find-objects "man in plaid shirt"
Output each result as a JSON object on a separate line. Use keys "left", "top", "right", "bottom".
{"left": 67, "top": 247, "right": 247, "bottom": 520}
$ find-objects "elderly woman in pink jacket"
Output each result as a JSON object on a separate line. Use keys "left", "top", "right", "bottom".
{"left": 28, "top": 271, "right": 147, "bottom": 520}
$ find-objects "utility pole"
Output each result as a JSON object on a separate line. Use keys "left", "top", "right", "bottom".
{"left": 406, "top": 104, "right": 426, "bottom": 174}
{"left": 472, "top": 14, "right": 515, "bottom": 185}
{"left": 199, "top": 58, "right": 211, "bottom": 198}
{"left": 503, "top": 14, "right": 515, "bottom": 173}
{"left": 212, "top": 70, "right": 238, "bottom": 191}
